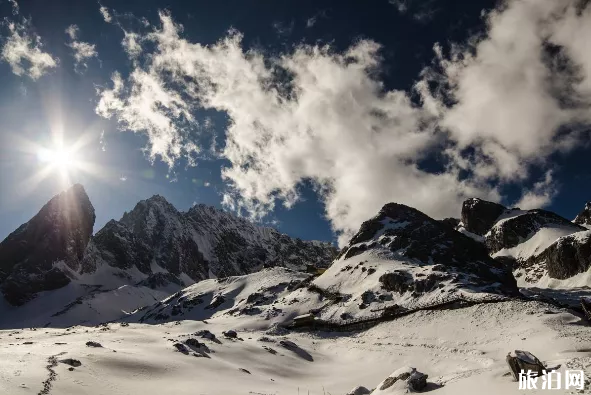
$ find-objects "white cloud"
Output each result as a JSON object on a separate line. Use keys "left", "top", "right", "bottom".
{"left": 122, "top": 30, "right": 142, "bottom": 58}
{"left": 119, "top": 175, "right": 127, "bottom": 181}
{"left": 204, "top": 182, "right": 211, "bottom": 187}
{"left": 1, "top": 18, "right": 58, "bottom": 79}
{"left": 420, "top": 0, "right": 591, "bottom": 184}
{"left": 65, "top": 25, "right": 98, "bottom": 71}
{"left": 96, "top": 12, "right": 499, "bottom": 246}
{"left": 99, "top": 130, "right": 106, "bottom": 151}
{"left": 99, "top": 5, "right": 112, "bottom": 23}
{"left": 514, "top": 170, "right": 557, "bottom": 210}
{"left": 96, "top": 2, "right": 591, "bottom": 245}
{"left": 306, "top": 17, "right": 317, "bottom": 28}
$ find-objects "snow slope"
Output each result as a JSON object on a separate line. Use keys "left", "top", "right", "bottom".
{"left": 492, "top": 225, "right": 579, "bottom": 261}
{"left": 0, "top": 299, "right": 588, "bottom": 395}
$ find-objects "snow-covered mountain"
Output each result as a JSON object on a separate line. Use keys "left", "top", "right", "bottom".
{"left": 574, "top": 201, "right": 591, "bottom": 227}
{"left": 0, "top": 185, "right": 336, "bottom": 326}
{"left": 458, "top": 198, "right": 591, "bottom": 284}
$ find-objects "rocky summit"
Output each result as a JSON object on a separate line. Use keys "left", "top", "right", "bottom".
{"left": 460, "top": 198, "right": 507, "bottom": 236}
{"left": 0, "top": 184, "right": 95, "bottom": 305}
{"left": 574, "top": 202, "right": 591, "bottom": 227}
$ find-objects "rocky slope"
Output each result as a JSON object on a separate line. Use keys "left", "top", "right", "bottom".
{"left": 459, "top": 198, "right": 590, "bottom": 283}
{"left": 82, "top": 195, "right": 337, "bottom": 282}
{"left": 0, "top": 184, "right": 95, "bottom": 305}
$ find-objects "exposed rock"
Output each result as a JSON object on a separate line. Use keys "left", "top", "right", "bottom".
{"left": 85, "top": 341, "right": 102, "bottom": 348}
{"left": 223, "top": 330, "right": 237, "bottom": 339}
{"left": 374, "top": 366, "right": 428, "bottom": 392}
{"left": 485, "top": 209, "right": 585, "bottom": 254}
{"left": 574, "top": 202, "right": 591, "bottom": 226}
{"left": 461, "top": 198, "right": 506, "bottom": 236}
{"left": 196, "top": 330, "right": 216, "bottom": 340}
{"left": 347, "top": 386, "right": 371, "bottom": 395}
{"left": 206, "top": 295, "right": 226, "bottom": 310}
{"left": 173, "top": 343, "right": 189, "bottom": 354}
{"left": 345, "top": 203, "right": 518, "bottom": 297}
{"left": 439, "top": 217, "right": 460, "bottom": 229}
{"left": 0, "top": 184, "right": 95, "bottom": 305}
{"left": 239, "top": 368, "right": 251, "bottom": 374}
{"left": 59, "top": 358, "right": 82, "bottom": 367}
{"left": 184, "top": 338, "right": 202, "bottom": 348}
{"left": 528, "top": 231, "right": 591, "bottom": 279}
{"left": 279, "top": 340, "right": 298, "bottom": 349}
{"left": 265, "top": 323, "right": 289, "bottom": 336}
{"left": 506, "top": 350, "right": 546, "bottom": 380}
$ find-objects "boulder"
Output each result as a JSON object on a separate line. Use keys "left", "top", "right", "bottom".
{"left": 223, "top": 330, "right": 237, "bottom": 339}
{"left": 59, "top": 358, "right": 82, "bottom": 367}
{"left": 371, "top": 366, "right": 428, "bottom": 393}
{"left": 506, "top": 350, "right": 546, "bottom": 380}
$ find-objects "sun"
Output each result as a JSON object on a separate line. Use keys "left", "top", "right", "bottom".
{"left": 37, "top": 145, "right": 80, "bottom": 181}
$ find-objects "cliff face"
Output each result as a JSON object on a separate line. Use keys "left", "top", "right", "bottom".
{"left": 0, "top": 184, "right": 95, "bottom": 305}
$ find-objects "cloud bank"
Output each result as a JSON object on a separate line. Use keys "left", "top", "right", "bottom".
{"left": 97, "top": 1, "right": 591, "bottom": 245}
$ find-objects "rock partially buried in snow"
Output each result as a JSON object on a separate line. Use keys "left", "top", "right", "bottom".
{"left": 196, "top": 329, "right": 216, "bottom": 340}
{"left": 506, "top": 350, "right": 546, "bottom": 379}
{"left": 347, "top": 386, "right": 371, "bottom": 395}
{"left": 59, "top": 358, "right": 82, "bottom": 367}
{"left": 223, "top": 330, "right": 237, "bottom": 339}
{"left": 86, "top": 341, "right": 102, "bottom": 348}
{"left": 371, "top": 367, "right": 427, "bottom": 393}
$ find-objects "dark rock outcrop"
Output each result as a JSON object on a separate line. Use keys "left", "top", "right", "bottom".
{"left": 439, "top": 217, "right": 460, "bottom": 229}
{"left": 342, "top": 203, "right": 519, "bottom": 296}
{"left": 485, "top": 209, "right": 585, "bottom": 254}
{"left": 528, "top": 231, "right": 591, "bottom": 279}
{"left": 461, "top": 198, "right": 506, "bottom": 236}
{"left": 574, "top": 202, "right": 591, "bottom": 226}
{"left": 0, "top": 184, "right": 95, "bottom": 305}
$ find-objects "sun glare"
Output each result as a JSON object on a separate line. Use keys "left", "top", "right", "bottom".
{"left": 36, "top": 144, "right": 81, "bottom": 183}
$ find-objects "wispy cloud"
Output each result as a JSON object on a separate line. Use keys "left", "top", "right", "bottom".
{"left": 1, "top": 2, "right": 58, "bottom": 80}
{"left": 99, "top": 5, "right": 112, "bottom": 23}
{"left": 65, "top": 24, "right": 98, "bottom": 72}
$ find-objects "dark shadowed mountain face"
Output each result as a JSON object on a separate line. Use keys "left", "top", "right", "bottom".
{"left": 574, "top": 202, "right": 591, "bottom": 226}
{"left": 460, "top": 198, "right": 506, "bottom": 236}
{"left": 0, "top": 184, "right": 95, "bottom": 305}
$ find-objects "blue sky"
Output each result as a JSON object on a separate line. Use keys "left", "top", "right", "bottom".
{"left": 1, "top": 0, "right": 591, "bottom": 246}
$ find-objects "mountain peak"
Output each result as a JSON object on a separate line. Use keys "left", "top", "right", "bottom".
{"left": 461, "top": 198, "right": 507, "bottom": 236}
{"left": 0, "top": 184, "right": 96, "bottom": 305}
{"left": 574, "top": 201, "right": 591, "bottom": 226}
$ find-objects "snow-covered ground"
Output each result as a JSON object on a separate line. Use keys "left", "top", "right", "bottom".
{"left": 1, "top": 299, "right": 588, "bottom": 395}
